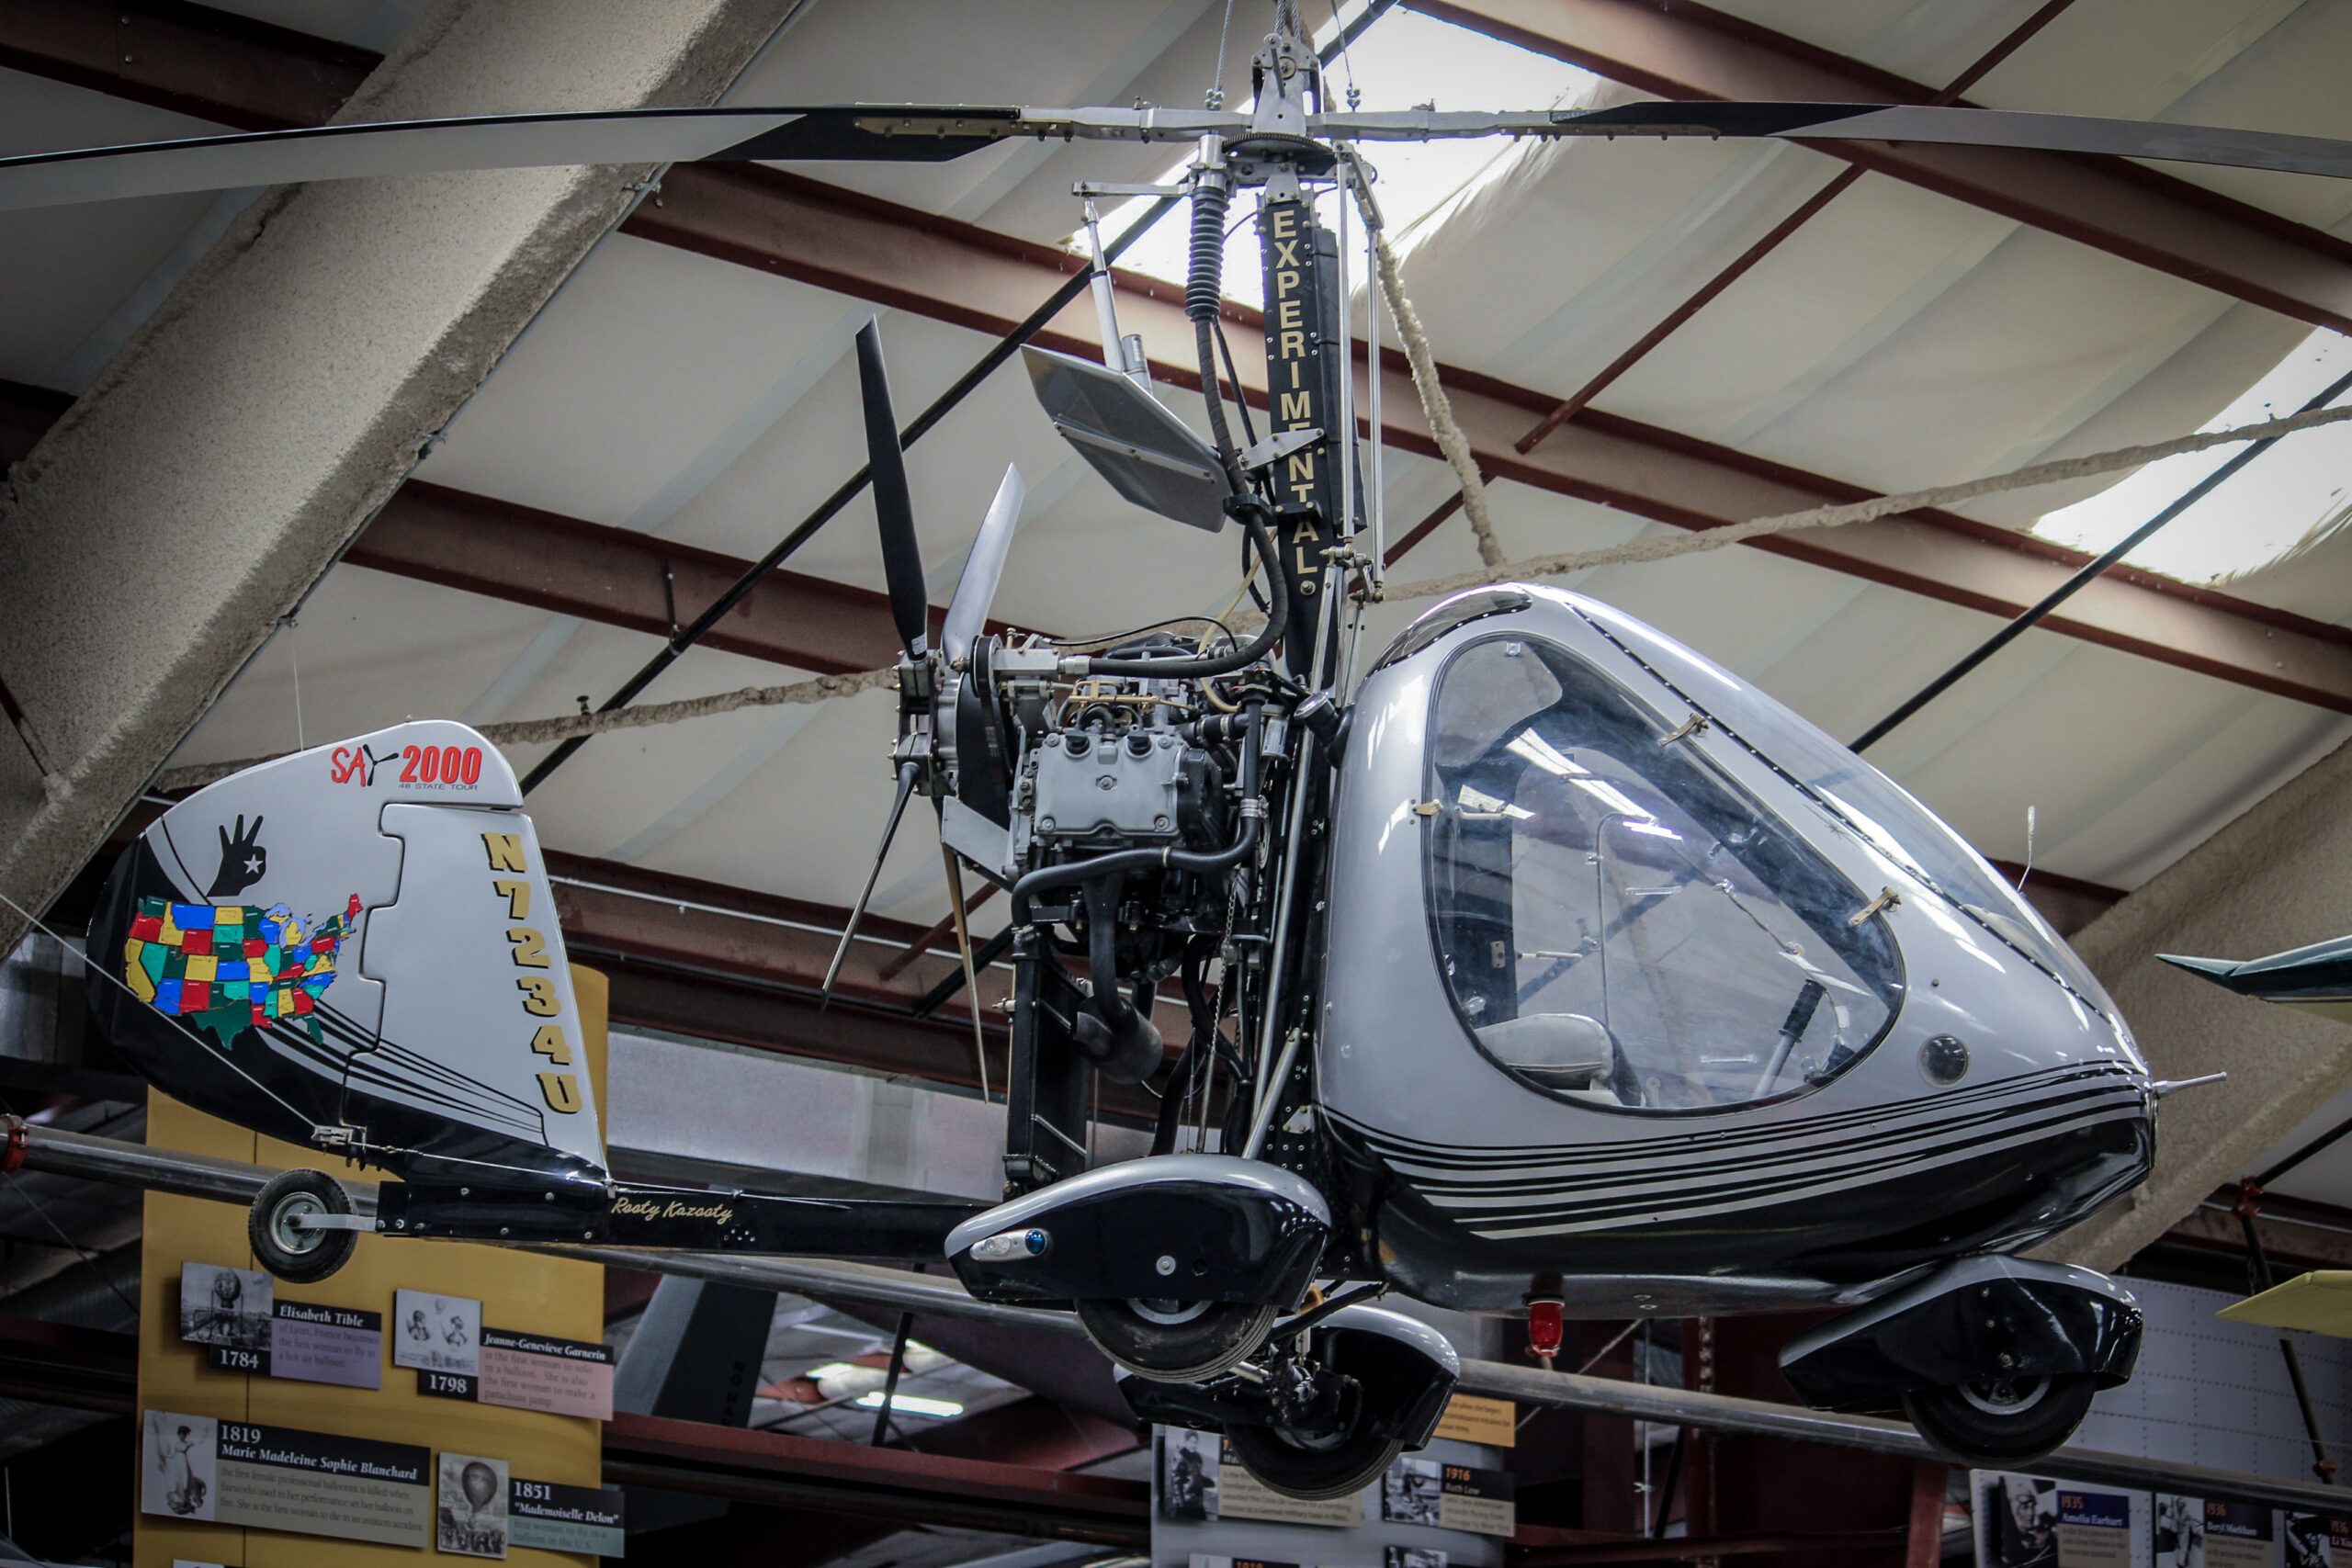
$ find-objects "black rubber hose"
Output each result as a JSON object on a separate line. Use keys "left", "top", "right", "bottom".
{"left": 1187, "top": 176, "right": 1247, "bottom": 492}
{"left": 1010, "top": 705, "right": 1263, "bottom": 919}
{"left": 1082, "top": 503, "right": 1287, "bottom": 678}
{"left": 1080, "top": 877, "right": 1148, "bottom": 1047}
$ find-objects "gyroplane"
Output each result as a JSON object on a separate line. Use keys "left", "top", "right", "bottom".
{"left": 30, "top": 0, "right": 2351, "bottom": 1489}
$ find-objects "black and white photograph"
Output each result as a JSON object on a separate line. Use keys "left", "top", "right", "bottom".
{"left": 1976, "top": 1474, "right": 2058, "bottom": 1568}
{"left": 1157, "top": 1427, "right": 1219, "bottom": 1522}
{"left": 393, "top": 1288, "right": 481, "bottom": 1376}
{"left": 176, "top": 1260, "right": 271, "bottom": 1351}
{"left": 436, "top": 1451, "right": 510, "bottom": 1559}
{"left": 2288, "top": 1514, "right": 2335, "bottom": 1568}
{"left": 1388, "top": 1548, "right": 1449, "bottom": 1568}
{"left": 1382, "top": 1455, "right": 1443, "bottom": 1528}
{"left": 141, "top": 1411, "right": 216, "bottom": 1522}
{"left": 2154, "top": 1494, "right": 2205, "bottom": 1568}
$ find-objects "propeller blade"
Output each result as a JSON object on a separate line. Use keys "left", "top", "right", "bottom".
{"left": 942, "top": 464, "right": 1026, "bottom": 659}
{"left": 820, "top": 760, "right": 922, "bottom": 1008}
{"left": 1322, "top": 103, "right": 2352, "bottom": 181}
{"left": 0, "top": 106, "right": 1035, "bottom": 213}
{"left": 854, "top": 321, "right": 931, "bottom": 659}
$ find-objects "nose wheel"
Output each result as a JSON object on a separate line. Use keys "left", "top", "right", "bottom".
{"left": 1903, "top": 1372, "right": 2097, "bottom": 1466}
{"left": 248, "top": 1168, "right": 358, "bottom": 1283}
{"left": 1076, "top": 1297, "right": 1277, "bottom": 1382}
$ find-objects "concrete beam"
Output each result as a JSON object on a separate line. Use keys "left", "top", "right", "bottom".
{"left": 2042, "top": 736, "right": 2352, "bottom": 1270}
{"left": 0, "top": 0, "right": 803, "bottom": 949}
{"left": 1420, "top": 0, "right": 2352, "bottom": 335}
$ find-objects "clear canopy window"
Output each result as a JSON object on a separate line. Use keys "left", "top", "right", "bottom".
{"left": 1425, "top": 636, "right": 1903, "bottom": 1112}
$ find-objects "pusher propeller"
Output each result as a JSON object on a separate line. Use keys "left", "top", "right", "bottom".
{"left": 821, "top": 330, "right": 1023, "bottom": 1010}
{"left": 942, "top": 464, "right": 1027, "bottom": 661}
{"left": 855, "top": 321, "right": 932, "bottom": 661}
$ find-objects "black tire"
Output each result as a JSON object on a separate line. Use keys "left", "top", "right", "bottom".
{"left": 248, "top": 1168, "right": 357, "bottom": 1284}
{"left": 1075, "top": 1297, "right": 1276, "bottom": 1382}
{"left": 1227, "top": 1418, "right": 1405, "bottom": 1502}
{"left": 1903, "top": 1372, "right": 2098, "bottom": 1466}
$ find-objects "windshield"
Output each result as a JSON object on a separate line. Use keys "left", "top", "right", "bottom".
{"left": 1426, "top": 636, "right": 1903, "bottom": 1112}
{"left": 1566, "top": 600, "right": 2107, "bottom": 1012}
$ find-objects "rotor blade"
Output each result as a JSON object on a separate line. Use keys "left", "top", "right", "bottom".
{"left": 820, "top": 760, "right": 922, "bottom": 1008}
{"left": 854, "top": 321, "right": 930, "bottom": 659}
{"left": 1318, "top": 103, "right": 2352, "bottom": 180}
{"left": 0, "top": 105, "right": 1243, "bottom": 212}
{"left": 13, "top": 99, "right": 2351, "bottom": 214}
{"left": 942, "top": 464, "right": 1027, "bottom": 658}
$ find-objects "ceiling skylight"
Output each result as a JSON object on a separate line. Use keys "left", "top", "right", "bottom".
{"left": 2031, "top": 327, "right": 2352, "bottom": 586}
{"left": 1080, "top": 6, "right": 1596, "bottom": 310}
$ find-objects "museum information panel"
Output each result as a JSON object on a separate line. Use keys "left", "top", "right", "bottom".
{"left": 132, "top": 968, "right": 613, "bottom": 1568}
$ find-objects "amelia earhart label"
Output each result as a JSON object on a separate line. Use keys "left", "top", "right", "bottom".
{"left": 141, "top": 1410, "right": 430, "bottom": 1549}
{"left": 2053, "top": 1488, "right": 2132, "bottom": 1568}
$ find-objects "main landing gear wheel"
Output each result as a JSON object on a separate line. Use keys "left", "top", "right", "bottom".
{"left": 1902, "top": 1372, "right": 2098, "bottom": 1467}
{"left": 1075, "top": 1297, "right": 1277, "bottom": 1382}
{"left": 248, "top": 1168, "right": 357, "bottom": 1284}
{"left": 1227, "top": 1412, "right": 1405, "bottom": 1501}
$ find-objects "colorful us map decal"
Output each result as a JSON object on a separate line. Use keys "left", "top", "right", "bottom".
{"left": 122, "top": 895, "right": 362, "bottom": 1045}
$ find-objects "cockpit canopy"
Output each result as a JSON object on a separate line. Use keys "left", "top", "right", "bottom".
{"left": 1425, "top": 632, "right": 1904, "bottom": 1112}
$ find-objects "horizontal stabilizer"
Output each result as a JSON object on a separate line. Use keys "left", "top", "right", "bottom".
{"left": 2162, "top": 933, "right": 2352, "bottom": 1009}
{"left": 2158, "top": 953, "right": 2247, "bottom": 987}
{"left": 2218, "top": 1270, "right": 2352, "bottom": 1337}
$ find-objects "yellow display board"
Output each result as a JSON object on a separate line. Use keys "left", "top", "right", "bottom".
{"left": 1433, "top": 1393, "right": 1517, "bottom": 1449}
{"left": 133, "top": 967, "right": 611, "bottom": 1568}
{"left": 2219, "top": 1269, "right": 2352, "bottom": 1336}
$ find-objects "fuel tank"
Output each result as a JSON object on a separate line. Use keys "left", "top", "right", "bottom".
{"left": 1316, "top": 587, "right": 2152, "bottom": 1313}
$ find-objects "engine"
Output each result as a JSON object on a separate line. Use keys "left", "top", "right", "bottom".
{"left": 941, "top": 627, "right": 1284, "bottom": 1190}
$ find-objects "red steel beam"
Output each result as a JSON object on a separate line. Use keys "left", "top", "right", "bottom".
{"left": 1418, "top": 0, "right": 2352, "bottom": 334}
{"left": 638, "top": 164, "right": 2352, "bottom": 716}
{"left": 0, "top": 386, "right": 910, "bottom": 676}
{"left": 600, "top": 1410, "right": 1148, "bottom": 1546}
{"left": 546, "top": 847, "right": 1009, "bottom": 1036}
{"left": 1516, "top": 1530, "right": 1906, "bottom": 1565}
{"left": 11, "top": 6, "right": 2352, "bottom": 713}
{"left": 1511, "top": 0, "right": 2079, "bottom": 453}
{"left": 352, "top": 481, "right": 905, "bottom": 676}
{"left": 546, "top": 850, "right": 1169, "bottom": 1119}
{"left": 0, "top": 0, "right": 370, "bottom": 130}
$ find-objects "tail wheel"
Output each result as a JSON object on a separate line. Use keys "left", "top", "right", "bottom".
{"left": 1227, "top": 1416, "right": 1404, "bottom": 1501}
{"left": 1902, "top": 1372, "right": 2097, "bottom": 1466}
{"left": 249, "top": 1168, "right": 358, "bottom": 1284}
{"left": 1076, "top": 1297, "right": 1276, "bottom": 1382}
